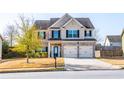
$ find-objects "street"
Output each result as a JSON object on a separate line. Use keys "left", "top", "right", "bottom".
{"left": 0, "top": 70, "right": 124, "bottom": 79}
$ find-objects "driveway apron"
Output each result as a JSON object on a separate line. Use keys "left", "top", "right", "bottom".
{"left": 64, "top": 58, "right": 121, "bottom": 71}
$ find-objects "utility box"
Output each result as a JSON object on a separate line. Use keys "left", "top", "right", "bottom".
{"left": 95, "top": 50, "right": 101, "bottom": 58}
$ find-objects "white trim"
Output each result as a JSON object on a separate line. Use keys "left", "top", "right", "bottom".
{"left": 49, "top": 13, "right": 72, "bottom": 29}
{"left": 49, "top": 29, "right": 60, "bottom": 30}
{"left": 62, "top": 18, "right": 73, "bottom": 27}
{"left": 58, "top": 46, "right": 60, "bottom": 57}
{"left": 38, "top": 30, "right": 48, "bottom": 32}
{"left": 48, "top": 42, "right": 50, "bottom": 57}
{"left": 51, "top": 46, "right": 54, "bottom": 57}
{"left": 62, "top": 18, "right": 86, "bottom": 28}
{"left": 104, "top": 37, "right": 110, "bottom": 46}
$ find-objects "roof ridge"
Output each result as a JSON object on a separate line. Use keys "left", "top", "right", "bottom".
{"left": 35, "top": 14, "right": 95, "bottom": 29}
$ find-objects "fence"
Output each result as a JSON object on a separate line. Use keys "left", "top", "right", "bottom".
{"left": 95, "top": 46, "right": 123, "bottom": 58}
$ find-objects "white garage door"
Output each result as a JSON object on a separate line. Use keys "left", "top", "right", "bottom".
{"left": 64, "top": 46, "right": 77, "bottom": 58}
{"left": 79, "top": 46, "right": 93, "bottom": 58}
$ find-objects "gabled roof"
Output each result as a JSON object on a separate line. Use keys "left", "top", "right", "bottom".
{"left": 35, "top": 20, "right": 50, "bottom": 30}
{"left": 76, "top": 18, "right": 95, "bottom": 29}
{"left": 35, "top": 13, "right": 95, "bottom": 30}
{"left": 107, "top": 35, "right": 121, "bottom": 42}
{"left": 49, "top": 18, "right": 59, "bottom": 26}
{"left": 49, "top": 13, "right": 72, "bottom": 28}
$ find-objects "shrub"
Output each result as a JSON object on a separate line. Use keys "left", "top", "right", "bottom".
{"left": 2, "top": 43, "right": 48, "bottom": 59}
{"left": 3, "top": 50, "right": 26, "bottom": 59}
{"left": 41, "top": 52, "right": 48, "bottom": 58}
{"left": 2, "top": 45, "right": 26, "bottom": 59}
{"left": 34, "top": 52, "right": 41, "bottom": 58}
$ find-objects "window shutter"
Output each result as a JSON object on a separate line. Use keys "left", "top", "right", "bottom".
{"left": 89, "top": 30, "right": 92, "bottom": 37}
{"left": 52, "top": 30, "right": 54, "bottom": 38}
{"left": 44, "top": 32, "right": 46, "bottom": 39}
{"left": 46, "top": 47, "right": 48, "bottom": 52}
{"left": 66, "top": 30, "right": 68, "bottom": 38}
{"left": 77, "top": 30, "right": 79, "bottom": 37}
{"left": 58, "top": 30, "right": 60, "bottom": 39}
{"left": 84, "top": 31, "right": 87, "bottom": 37}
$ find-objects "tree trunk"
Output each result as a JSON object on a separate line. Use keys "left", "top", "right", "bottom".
{"left": 26, "top": 46, "right": 29, "bottom": 63}
{"left": 27, "top": 52, "right": 29, "bottom": 63}
{"left": 10, "top": 34, "right": 12, "bottom": 47}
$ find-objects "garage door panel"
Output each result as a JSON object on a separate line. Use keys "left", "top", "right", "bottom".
{"left": 64, "top": 46, "right": 77, "bottom": 58}
{"left": 63, "top": 45, "right": 93, "bottom": 58}
{"left": 79, "top": 46, "right": 93, "bottom": 58}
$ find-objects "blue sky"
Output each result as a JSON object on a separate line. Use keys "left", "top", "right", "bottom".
{"left": 0, "top": 13, "right": 124, "bottom": 43}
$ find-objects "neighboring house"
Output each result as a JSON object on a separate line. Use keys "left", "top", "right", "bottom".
{"left": 0, "top": 35, "right": 2, "bottom": 60}
{"left": 121, "top": 30, "right": 124, "bottom": 55}
{"left": 35, "top": 13, "right": 96, "bottom": 58}
{"left": 104, "top": 35, "right": 122, "bottom": 47}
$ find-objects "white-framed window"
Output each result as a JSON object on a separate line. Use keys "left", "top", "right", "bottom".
{"left": 84, "top": 30, "right": 92, "bottom": 37}
{"left": 52, "top": 30, "right": 60, "bottom": 39}
{"left": 38, "top": 32, "right": 46, "bottom": 39}
{"left": 66, "top": 30, "right": 79, "bottom": 38}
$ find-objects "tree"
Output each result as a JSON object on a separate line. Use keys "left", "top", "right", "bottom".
{"left": 16, "top": 16, "right": 41, "bottom": 63}
{"left": 2, "top": 40, "right": 9, "bottom": 58}
{"left": 4, "top": 25, "right": 18, "bottom": 47}
{"left": 95, "top": 29, "right": 103, "bottom": 43}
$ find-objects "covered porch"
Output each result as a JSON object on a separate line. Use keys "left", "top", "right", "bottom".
{"left": 48, "top": 41, "right": 63, "bottom": 58}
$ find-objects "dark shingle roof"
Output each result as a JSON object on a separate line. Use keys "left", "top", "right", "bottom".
{"left": 34, "top": 14, "right": 95, "bottom": 30}
{"left": 35, "top": 20, "right": 50, "bottom": 30}
{"left": 76, "top": 18, "right": 95, "bottom": 29}
{"left": 107, "top": 35, "right": 121, "bottom": 42}
{"left": 49, "top": 18, "right": 59, "bottom": 26}
{"left": 50, "top": 14, "right": 72, "bottom": 28}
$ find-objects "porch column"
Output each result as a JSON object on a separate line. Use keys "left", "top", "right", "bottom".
{"left": 48, "top": 42, "right": 50, "bottom": 57}
{"left": 77, "top": 42, "right": 79, "bottom": 58}
{"left": 61, "top": 44, "right": 64, "bottom": 57}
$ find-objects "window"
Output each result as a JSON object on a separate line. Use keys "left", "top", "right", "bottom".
{"left": 42, "top": 47, "right": 48, "bottom": 52}
{"left": 52, "top": 30, "right": 60, "bottom": 39}
{"left": 38, "top": 32, "right": 46, "bottom": 39}
{"left": 89, "top": 30, "right": 92, "bottom": 36}
{"left": 84, "top": 30, "right": 92, "bottom": 37}
{"left": 66, "top": 30, "right": 79, "bottom": 38}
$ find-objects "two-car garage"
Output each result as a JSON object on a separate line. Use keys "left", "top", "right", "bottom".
{"left": 63, "top": 45, "right": 94, "bottom": 58}
{"left": 64, "top": 46, "right": 78, "bottom": 58}
{"left": 79, "top": 46, "right": 93, "bottom": 58}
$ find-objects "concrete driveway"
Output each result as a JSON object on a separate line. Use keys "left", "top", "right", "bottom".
{"left": 64, "top": 58, "right": 121, "bottom": 71}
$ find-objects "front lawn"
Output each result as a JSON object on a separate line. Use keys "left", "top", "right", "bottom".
{"left": 0, "top": 58, "right": 64, "bottom": 69}
{"left": 99, "top": 57, "right": 124, "bottom": 67}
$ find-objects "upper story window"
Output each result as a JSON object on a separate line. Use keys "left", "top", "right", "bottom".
{"left": 66, "top": 30, "right": 79, "bottom": 38}
{"left": 52, "top": 30, "right": 60, "bottom": 39}
{"left": 38, "top": 32, "right": 46, "bottom": 39}
{"left": 84, "top": 30, "right": 92, "bottom": 37}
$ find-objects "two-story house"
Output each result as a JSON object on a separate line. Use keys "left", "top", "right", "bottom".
{"left": 35, "top": 13, "right": 96, "bottom": 58}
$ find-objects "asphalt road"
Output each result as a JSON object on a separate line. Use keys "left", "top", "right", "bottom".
{"left": 0, "top": 70, "right": 124, "bottom": 79}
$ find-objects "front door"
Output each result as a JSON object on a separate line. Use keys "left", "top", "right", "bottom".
{"left": 53, "top": 46, "right": 58, "bottom": 57}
